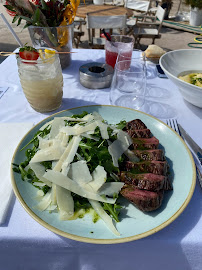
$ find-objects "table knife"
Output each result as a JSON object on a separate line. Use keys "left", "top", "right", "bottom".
{"left": 178, "top": 124, "right": 202, "bottom": 166}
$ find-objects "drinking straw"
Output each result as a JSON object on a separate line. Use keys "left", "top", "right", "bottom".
{"left": 0, "top": 13, "right": 23, "bottom": 47}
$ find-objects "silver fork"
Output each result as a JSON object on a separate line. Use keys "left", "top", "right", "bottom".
{"left": 166, "top": 119, "right": 202, "bottom": 188}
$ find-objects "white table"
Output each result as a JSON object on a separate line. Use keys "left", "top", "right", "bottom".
{"left": 0, "top": 49, "right": 202, "bottom": 270}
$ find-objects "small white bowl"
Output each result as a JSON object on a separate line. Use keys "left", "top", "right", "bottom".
{"left": 159, "top": 49, "right": 202, "bottom": 108}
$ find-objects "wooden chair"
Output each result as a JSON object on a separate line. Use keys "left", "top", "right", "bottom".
{"left": 73, "top": 17, "right": 86, "bottom": 48}
{"left": 126, "top": 5, "right": 166, "bottom": 47}
{"left": 86, "top": 14, "right": 127, "bottom": 48}
{"left": 125, "top": 0, "right": 151, "bottom": 14}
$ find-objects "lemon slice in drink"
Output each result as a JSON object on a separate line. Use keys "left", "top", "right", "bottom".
{"left": 45, "top": 49, "right": 56, "bottom": 58}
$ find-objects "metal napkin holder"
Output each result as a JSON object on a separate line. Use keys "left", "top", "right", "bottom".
{"left": 79, "top": 62, "right": 114, "bottom": 89}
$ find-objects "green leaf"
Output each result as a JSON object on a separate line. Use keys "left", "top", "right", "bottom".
{"left": 12, "top": 15, "right": 19, "bottom": 24}
{"left": 41, "top": 0, "right": 48, "bottom": 10}
{"left": 18, "top": 16, "right": 33, "bottom": 23}
{"left": 32, "top": 8, "right": 40, "bottom": 25}
{"left": 3, "top": 5, "right": 15, "bottom": 12}
{"left": 17, "top": 17, "right": 22, "bottom": 26}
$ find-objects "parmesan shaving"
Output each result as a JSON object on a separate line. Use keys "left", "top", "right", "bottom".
{"left": 36, "top": 190, "right": 52, "bottom": 211}
{"left": 108, "top": 130, "right": 132, "bottom": 167}
{"left": 43, "top": 170, "right": 116, "bottom": 204}
{"left": 89, "top": 200, "right": 120, "bottom": 236}
{"left": 68, "top": 161, "right": 92, "bottom": 185}
{"left": 30, "top": 142, "right": 65, "bottom": 163}
{"left": 88, "top": 165, "right": 107, "bottom": 191}
{"left": 60, "top": 122, "right": 97, "bottom": 136}
{"left": 56, "top": 186, "right": 74, "bottom": 220}
{"left": 49, "top": 117, "right": 66, "bottom": 139}
{"left": 98, "top": 182, "right": 124, "bottom": 196}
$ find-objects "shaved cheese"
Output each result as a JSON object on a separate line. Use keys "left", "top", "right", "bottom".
{"left": 61, "top": 135, "right": 82, "bottom": 174}
{"left": 39, "top": 120, "right": 53, "bottom": 131}
{"left": 49, "top": 117, "right": 66, "bottom": 139}
{"left": 56, "top": 186, "right": 74, "bottom": 220}
{"left": 53, "top": 137, "right": 74, "bottom": 172}
{"left": 36, "top": 190, "right": 52, "bottom": 211}
{"left": 96, "top": 120, "right": 109, "bottom": 139}
{"left": 98, "top": 182, "right": 124, "bottom": 196}
{"left": 46, "top": 204, "right": 57, "bottom": 211}
{"left": 124, "top": 149, "right": 140, "bottom": 162}
{"left": 61, "top": 133, "right": 69, "bottom": 147}
{"left": 32, "top": 182, "right": 46, "bottom": 187}
{"left": 61, "top": 114, "right": 94, "bottom": 123}
{"left": 68, "top": 161, "right": 92, "bottom": 185}
{"left": 88, "top": 165, "right": 106, "bottom": 191}
{"left": 108, "top": 130, "right": 132, "bottom": 167}
{"left": 60, "top": 122, "right": 97, "bottom": 136}
{"left": 30, "top": 142, "right": 65, "bottom": 163}
{"left": 89, "top": 200, "right": 120, "bottom": 236}
{"left": 29, "top": 163, "right": 52, "bottom": 187}
{"left": 92, "top": 111, "right": 104, "bottom": 122}
{"left": 43, "top": 170, "right": 116, "bottom": 204}
{"left": 37, "top": 190, "right": 44, "bottom": 197}
{"left": 38, "top": 137, "right": 53, "bottom": 149}
{"left": 51, "top": 183, "right": 57, "bottom": 204}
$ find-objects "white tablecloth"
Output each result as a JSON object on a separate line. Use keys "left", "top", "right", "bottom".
{"left": 0, "top": 49, "right": 202, "bottom": 270}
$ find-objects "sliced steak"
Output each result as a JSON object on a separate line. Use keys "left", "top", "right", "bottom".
{"left": 119, "top": 172, "right": 171, "bottom": 191}
{"left": 132, "top": 149, "right": 165, "bottom": 161}
{"left": 131, "top": 137, "right": 159, "bottom": 150}
{"left": 125, "top": 119, "right": 147, "bottom": 130}
{"left": 123, "top": 160, "right": 168, "bottom": 175}
{"left": 126, "top": 128, "right": 151, "bottom": 138}
{"left": 120, "top": 185, "right": 164, "bottom": 212}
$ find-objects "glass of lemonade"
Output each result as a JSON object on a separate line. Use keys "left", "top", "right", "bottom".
{"left": 17, "top": 48, "right": 63, "bottom": 113}
{"left": 105, "top": 35, "right": 134, "bottom": 69}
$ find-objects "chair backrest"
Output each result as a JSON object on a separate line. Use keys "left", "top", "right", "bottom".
{"left": 124, "top": 0, "right": 151, "bottom": 13}
{"left": 155, "top": 5, "right": 166, "bottom": 23}
{"left": 86, "top": 14, "right": 127, "bottom": 30}
{"left": 86, "top": 14, "right": 127, "bottom": 46}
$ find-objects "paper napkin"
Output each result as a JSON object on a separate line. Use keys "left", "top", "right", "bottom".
{"left": 0, "top": 123, "right": 34, "bottom": 225}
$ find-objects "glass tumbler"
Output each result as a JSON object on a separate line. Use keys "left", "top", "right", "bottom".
{"left": 17, "top": 49, "right": 63, "bottom": 113}
{"left": 105, "top": 35, "right": 134, "bottom": 68}
{"left": 110, "top": 58, "right": 146, "bottom": 110}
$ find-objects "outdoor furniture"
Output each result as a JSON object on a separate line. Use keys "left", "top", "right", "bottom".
{"left": 86, "top": 14, "right": 127, "bottom": 47}
{"left": 73, "top": 17, "right": 86, "bottom": 48}
{"left": 127, "top": 5, "right": 166, "bottom": 47}
{"left": 76, "top": 4, "right": 133, "bottom": 18}
{"left": 0, "top": 48, "right": 202, "bottom": 270}
{"left": 125, "top": 0, "right": 151, "bottom": 13}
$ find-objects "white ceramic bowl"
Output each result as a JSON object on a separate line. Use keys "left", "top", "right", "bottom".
{"left": 159, "top": 49, "right": 202, "bottom": 108}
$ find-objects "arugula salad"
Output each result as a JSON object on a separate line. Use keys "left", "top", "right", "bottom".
{"left": 13, "top": 111, "right": 134, "bottom": 235}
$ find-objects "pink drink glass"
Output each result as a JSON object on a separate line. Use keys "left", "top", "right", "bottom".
{"left": 105, "top": 35, "right": 134, "bottom": 68}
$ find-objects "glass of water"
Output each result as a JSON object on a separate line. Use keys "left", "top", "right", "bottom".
{"left": 110, "top": 57, "right": 146, "bottom": 110}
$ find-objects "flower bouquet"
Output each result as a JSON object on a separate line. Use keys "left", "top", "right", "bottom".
{"left": 4, "top": 0, "right": 81, "bottom": 68}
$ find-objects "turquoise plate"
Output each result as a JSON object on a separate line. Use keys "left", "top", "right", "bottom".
{"left": 11, "top": 105, "right": 196, "bottom": 244}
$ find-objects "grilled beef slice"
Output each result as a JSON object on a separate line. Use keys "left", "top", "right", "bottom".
{"left": 119, "top": 172, "right": 172, "bottom": 191}
{"left": 120, "top": 185, "right": 164, "bottom": 212}
{"left": 123, "top": 160, "right": 168, "bottom": 175}
{"left": 125, "top": 119, "right": 147, "bottom": 130}
{"left": 132, "top": 149, "right": 165, "bottom": 161}
{"left": 126, "top": 129, "right": 151, "bottom": 138}
{"left": 120, "top": 172, "right": 165, "bottom": 191}
{"left": 131, "top": 137, "right": 159, "bottom": 150}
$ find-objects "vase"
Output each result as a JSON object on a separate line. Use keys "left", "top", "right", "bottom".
{"left": 190, "top": 7, "right": 202, "bottom": 26}
{"left": 28, "top": 24, "right": 73, "bottom": 69}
